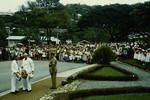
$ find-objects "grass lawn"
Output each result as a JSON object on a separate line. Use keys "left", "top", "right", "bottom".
{"left": 84, "top": 93, "right": 150, "bottom": 100}
{"left": 91, "top": 66, "right": 125, "bottom": 77}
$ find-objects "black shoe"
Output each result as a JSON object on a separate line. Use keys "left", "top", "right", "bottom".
{"left": 50, "top": 87, "right": 56, "bottom": 89}
{"left": 15, "top": 90, "right": 19, "bottom": 93}
{"left": 27, "top": 90, "right": 32, "bottom": 92}
{"left": 22, "top": 89, "right": 27, "bottom": 92}
{"left": 11, "top": 92, "right": 17, "bottom": 94}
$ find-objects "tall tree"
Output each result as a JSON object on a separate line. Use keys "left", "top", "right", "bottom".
{"left": 13, "top": 0, "right": 71, "bottom": 44}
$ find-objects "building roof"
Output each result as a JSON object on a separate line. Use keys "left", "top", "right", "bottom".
{"left": 6, "top": 36, "right": 26, "bottom": 40}
{"left": 0, "top": 12, "right": 13, "bottom": 16}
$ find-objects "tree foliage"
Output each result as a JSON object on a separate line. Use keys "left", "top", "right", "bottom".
{"left": 9, "top": 0, "right": 71, "bottom": 44}
{"left": 78, "top": 2, "right": 150, "bottom": 42}
{"left": 0, "top": 1, "right": 150, "bottom": 45}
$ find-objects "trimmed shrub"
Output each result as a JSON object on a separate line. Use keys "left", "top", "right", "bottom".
{"left": 69, "top": 87, "right": 150, "bottom": 99}
{"left": 54, "top": 87, "right": 150, "bottom": 100}
{"left": 77, "top": 65, "right": 138, "bottom": 81}
{"left": 92, "top": 46, "right": 115, "bottom": 64}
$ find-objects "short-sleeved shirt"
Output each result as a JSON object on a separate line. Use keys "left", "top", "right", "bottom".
{"left": 49, "top": 57, "right": 57, "bottom": 67}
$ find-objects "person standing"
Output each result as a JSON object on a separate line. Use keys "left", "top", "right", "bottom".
{"left": 49, "top": 52, "right": 57, "bottom": 89}
{"left": 11, "top": 56, "right": 21, "bottom": 94}
{"left": 21, "top": 53, "right": 34, "bottom": 92}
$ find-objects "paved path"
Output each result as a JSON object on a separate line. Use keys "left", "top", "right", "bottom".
{"left": 78, "top": 61, "right": 150, "bottom": 90}
{"left": 0, "top": 61, "right": 86, "bottom": 93}
{"left": 57, "top": 64, "right": 97, "bottom": 77}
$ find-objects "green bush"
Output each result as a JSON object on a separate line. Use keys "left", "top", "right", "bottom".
{"left": 92, "top": 46, "right": 115, "bottom": 64}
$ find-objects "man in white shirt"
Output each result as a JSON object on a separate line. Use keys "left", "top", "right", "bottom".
{"left": 21, "top": 53, "right": 34, "bottom": 92}
{"left": 11, "top": 56, "right": 21, "bottom": 94}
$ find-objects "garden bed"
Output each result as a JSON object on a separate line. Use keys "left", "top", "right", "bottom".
{"left": 81, "top": 93, "right": 150, "bottom": 100}
{"left": 54, "top": 87, "right": 150, "bottom": 100}
{"left": 77, "top": 65, "right": 138, "bottom": 81}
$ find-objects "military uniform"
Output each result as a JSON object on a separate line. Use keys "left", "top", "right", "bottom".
{"left": 49, "top": 55, "right": 57, "bottom": 89}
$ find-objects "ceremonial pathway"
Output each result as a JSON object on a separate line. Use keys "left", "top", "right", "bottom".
{"left": 78, "top": 61, "right": 150, "bottom": 90}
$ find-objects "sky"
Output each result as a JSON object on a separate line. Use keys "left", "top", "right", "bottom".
{"left": 0, "top": 0, "right": 149, "bottom": 12}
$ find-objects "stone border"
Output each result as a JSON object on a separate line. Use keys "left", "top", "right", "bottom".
{"left": 40, "top": 80, "right": 81, "bottom": 100}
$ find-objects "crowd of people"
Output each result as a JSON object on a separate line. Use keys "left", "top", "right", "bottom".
{"left": 0, "top": 43, "right": 94, "bottom": 64}
{"left": 109, "top": 42, "right": 150, "bottom": 63}
{"left": 0, "top": 41, "right": 150, "bottom": 63}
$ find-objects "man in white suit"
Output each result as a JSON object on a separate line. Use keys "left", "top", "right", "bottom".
{"left": 11, "top": 56, "right": 21, "bottom": 94}
{"left": 21, "top": 53, "right": 34, "bottom": 92}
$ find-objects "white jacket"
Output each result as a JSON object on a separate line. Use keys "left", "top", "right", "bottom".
{"left": 11, "top": 60, "right": 19, "bottom": 74}
{"left": 22, "top": 57, "right": 34, "bottom": 74}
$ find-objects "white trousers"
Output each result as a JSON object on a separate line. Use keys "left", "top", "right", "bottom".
{"left": 22, "top": 77, "right": 32, "bottom": 91}
{"left": 11, "top": 74, "right": 19, "bottom": 92}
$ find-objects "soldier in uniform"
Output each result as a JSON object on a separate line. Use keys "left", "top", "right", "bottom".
{"left": 49, "top": 51, "right": 57, "bottom": 89}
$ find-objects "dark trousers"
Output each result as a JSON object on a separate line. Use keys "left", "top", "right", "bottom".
{"left": 49, "top": 67, "right": 57, "bottom": 88}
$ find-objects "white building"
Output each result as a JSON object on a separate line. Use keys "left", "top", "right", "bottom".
{"left": 6, "top": 36, "right": 25, "bottom": 47}
{"left": 0, "top": 12, "right": 13, "bottom": 16}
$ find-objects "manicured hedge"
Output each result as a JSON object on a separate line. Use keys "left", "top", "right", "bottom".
{"left": 61, "top": 66, "right": 100, "bottom": 86}
{"left": 118, "top": 58, "right": 150, "bottom": 72}
{"left": 54, "top": 87, "right": 150, "bottom": 100}
{"left": 77, "top": 65, "right": 138, "bottom": 81}
{"left": 61, "top": 64, "right": 138, "bottom": 86}
{"left": 69, "top": 87, "right": 150, "bottom": 99}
